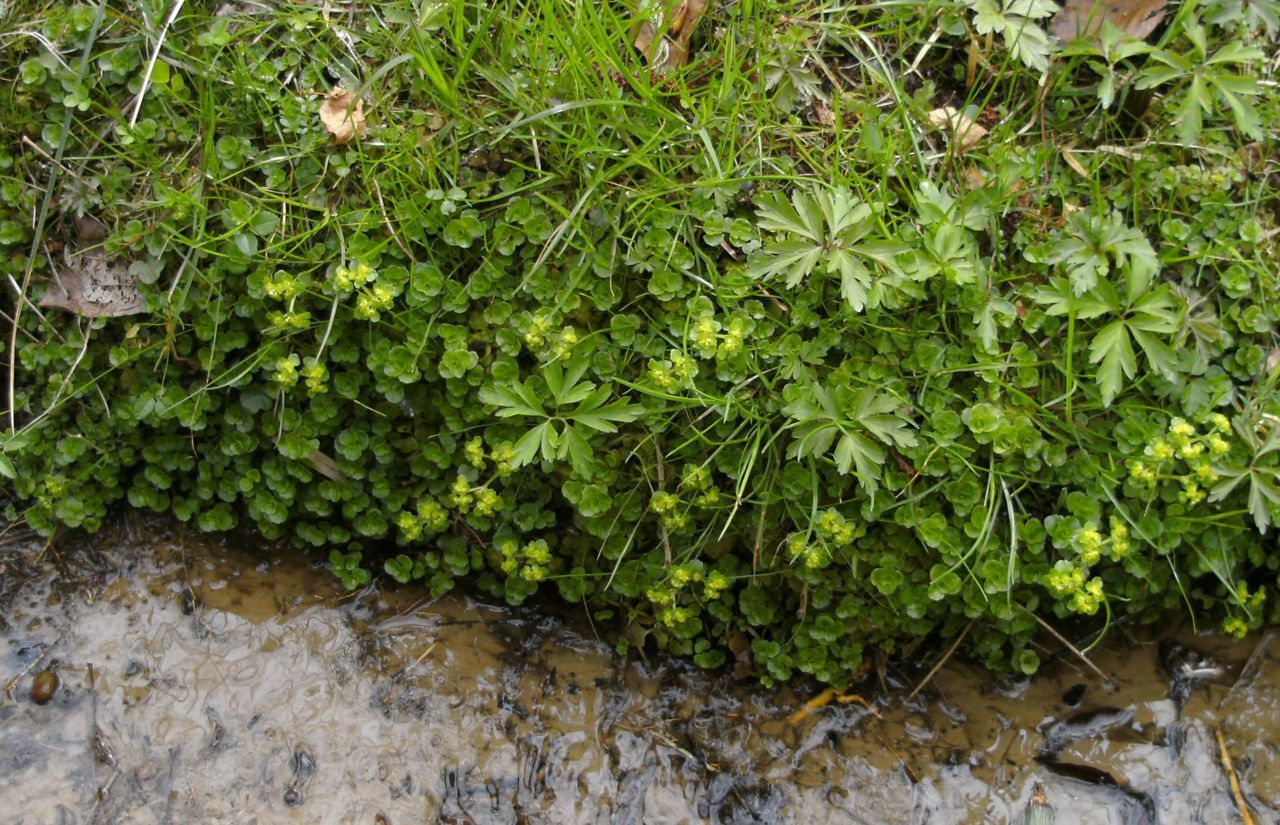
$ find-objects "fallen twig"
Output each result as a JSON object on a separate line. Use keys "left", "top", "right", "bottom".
{"left": 1215, "top": 724, "right": 1257, "bottom": 825}
{"left": 1032, "top": 613, "right": 1114, "bottom": 687}
{"left": 906, "top": 620, "right": 972, "bottom": 703}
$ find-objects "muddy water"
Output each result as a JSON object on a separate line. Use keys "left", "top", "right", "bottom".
{"left": 1, "top": 522, "right": 1277, "bottom": 825}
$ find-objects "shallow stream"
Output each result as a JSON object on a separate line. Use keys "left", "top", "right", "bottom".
{"left": 1, "top": 521, "right": 1277, "bottom": 824}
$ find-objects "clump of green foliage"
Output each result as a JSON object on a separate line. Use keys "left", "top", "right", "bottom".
{"left": 1, "top": 0, "right": 1278, "bottom": 687}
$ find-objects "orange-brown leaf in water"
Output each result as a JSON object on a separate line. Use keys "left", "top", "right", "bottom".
{"left": 632, "top": 0, "right": 710, "bottom": 69}
{"left": 1051, "top": 0, "right": 1167, "bottom": 43}
{"left": 319, "top": 87, "right": 366, "bottom": 144}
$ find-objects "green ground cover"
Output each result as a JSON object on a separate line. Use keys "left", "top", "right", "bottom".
{"left": 1, "top": 0, "right": 1278, "bottom": 686}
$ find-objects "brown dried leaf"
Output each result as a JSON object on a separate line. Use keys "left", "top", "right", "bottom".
{"left": 73, "top": 214, "right": 108, "bottom": 243}
{"left": 38, "top": 249, "right": 144, "bottom": 318}
{"left": 632, "top": 0, "right": 710, "bottom": 69}
{"left": 1051, "top": 0, "right": 1167, "bottom": 43}
{"left": 925, "top": 106, "right": 988, "bottom": 154}
{"left": 319, "top": 87, "right": 366, "bottom": 145}
{"left": 307, "top": 451, "right": 348, "bottom": 482}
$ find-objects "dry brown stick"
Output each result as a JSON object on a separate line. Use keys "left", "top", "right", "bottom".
{"left": 1032, "top": 613, "right": 1114, "bottom": 686}
{"left": 1215, "top": 725, "right": 1258, "bottom": 825}
{"left": 4, "top": 639, "right": 55, "bottom": 700}
{"left": 906, "top": 620, "right": 972, "bottom": 703}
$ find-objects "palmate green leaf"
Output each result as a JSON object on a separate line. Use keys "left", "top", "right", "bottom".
{"left": 572, "top": 399, "right": 645, "bottom": 433}
{"left": 748, "top": 185, "right": 904, "bottom": 312}
{"left": 1042, "top": 211, "right": 1157, "bottom": 297}
{"left": 1030, "top": 277, "right": 1111, "bottom": 318}
{"left": 558, "top": 424, "right": 594, "bottom": 477}
{"left": 478, "top": 382, "right": 545, "bottom": 417}
{"left": 833, "top": 430, "right": 886, "bottom": 481}
{"left": 1130, "top": 328, "right": 1177, "bottom": 379}
{"left": 1089, "top": 320, "right": 1137, "bottom": 406}
{"left": 753, "top": 189, "right": 825, "bottom": 242}
{"left": 782, "top": 384, "right": 916, "bottom": 492}
{"left": 746, "top": 238, "right": 825, "bottom": 288}
{"left": 512, "top": 420, "right": 553, "bottom": 467}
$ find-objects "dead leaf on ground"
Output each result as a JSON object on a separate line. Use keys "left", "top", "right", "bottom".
{"left": 632, "top": 0, "right": 709, "bottom": 69}
{"left": 319, "top": 87, "right": 367, "bottom": 145}
{"left": 307, "top": 451, "right": 348, "bottom": 482}
{"left": 73, "top": 214, "right": 109, "bottom": 244}
{"left": 39, "top": 248, "right": 144, "bottom": 318}
{"left": 1051, "top": 0, "right": 1167, "bottom": 43}
{"left": 925, "top": 106, "right": 988, "bottom": 154}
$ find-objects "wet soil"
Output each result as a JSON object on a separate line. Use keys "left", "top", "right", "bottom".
{"left": 0, "top": 520, "right": 1277, "bottom": 824}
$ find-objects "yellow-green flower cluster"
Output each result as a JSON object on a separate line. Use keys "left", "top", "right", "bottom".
{"left": 659, "top": 605, "right": 695, "bottom": 628}
{"left": 703, "top": 570, "right": 730, "bottom": 601}
{"left": 650, "top": 491, "right": 687, "bottom": 529}
{"left": 692, "top": 316, "right": 720, "bottom": 353}
{"left": 266, "top": 310, "right": 311, "bottom": 331}
{"left": 1068, "top": 578, "right": 1105, "bottom": 615}
{"left": 272, "top": 354, "right": 299, "bottom": 387}
{"left": 678, "top": 464, "right": 720, "bottom": 508}
{"left": 1236, "top": 582, "right": 1266, "bottom": 611}
{"left": 301, "top": 361, "right": 327, "bottom": 395}
{"left": 548, "top": 326, "right": 579, "bottom": 358}
{"left": 490, "top": 442, "right": 517, "bottom": 476}
{"left": 417, "top": 497, "right": 449, "bottom": 531}
{"left": 785, "top": 532, "right": 827, "bottom": 570}
{"left": 1074, "top": 525, "right": 1104, "bottom": 566}
{"left": 449, "top": 476, "right": 474, "bottom": 511}
{"left": 263, "top": 271, "right": 302, "bottom": 301}
{"left": 1044, "top": 560, "right": 1086, "bottom": 598}
{"left": 499, "top": 538, "right": 551, "bottom": 582}
{"left": 335, "top": 262, "right": 375, "bottom": 293}
{"left": 1222, "top": 616, "right": 1249, "bottom": 639}
{"left": 395, "top": 510, "right": 423, "bottom": 541}
{"left": 647, "top": 351, "right": 698, "bottom": 392}
{"left": 1108, "top": 520, "right": 1130, "bottom": 559}
{"left": 717, "top": 317, "right": 749, "bottom": 358}
{"left": 523, "top": 311, "right": 555, "bottom": 348}
{"left": 464, "top": 437, "right": 486, "bottom": 469}
{"left": 353, "top": 282, "right": 395, "bottom": 321}
{"left": 1128, "top": 415, "right": 1234, "bottom": 502}
{"left": 671, "top": 562, "right": 702, "bottom": 588}
{"left": 395, "top": 496, "right": 450, "bottom": 541}
{"left": 473, "top": 486, "right": 501, "bottom": 517}
{"left": 816, "top": 508, "right": 856, "bottom": 546}
{"left": 681, "top": 464, "right": 711, "bottom": 491}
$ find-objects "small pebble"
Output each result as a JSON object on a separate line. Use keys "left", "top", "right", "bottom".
{"left": 31, "top": 670, "right": 59, "bottom": 704}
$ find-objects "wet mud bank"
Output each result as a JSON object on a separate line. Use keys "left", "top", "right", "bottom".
{"left": 1, "top": 520, "right": 1277, "bottom": 824}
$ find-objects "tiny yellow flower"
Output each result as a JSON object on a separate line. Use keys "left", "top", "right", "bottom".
{"left": 650, "top": 491, "right": 679, "bottom": 514}
{"left": 1148, "top": 440, "right": 1174, "bottom": 462}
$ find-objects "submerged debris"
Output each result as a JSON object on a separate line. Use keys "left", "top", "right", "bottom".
{"left": 1023, "top": 783, "right": 1055, "bottom": 825}
{"left": 29, "top": 669, "right": 58, "bottom": 704}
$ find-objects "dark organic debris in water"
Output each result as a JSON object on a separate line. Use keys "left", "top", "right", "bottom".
{"left": 1038, "top": 707, "right": 1138, "bottom": 759}
{"left": 1023, "top": 782, "right": 1055, "bottom": 825}
{"left": 1036, "top": 759, "right": 1158, "bottom": 823}
{"left": 29, "top": 669, "right": 58, "bottom": 704}
{"left": 1160, "top": 640, "right": 1228, "bottom": 708}
{"left": 283, "top": 746, "right": 316, "bottom": 806}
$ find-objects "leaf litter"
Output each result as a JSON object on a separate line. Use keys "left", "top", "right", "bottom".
{"left": 319, "top": 86, "right": 366, "bottom": 144}
{"left": 632, "top": 0, "right": 709, "bottom": 69}
{"left": 1051, "top": 0, "right": 1169, "bottom": 43}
